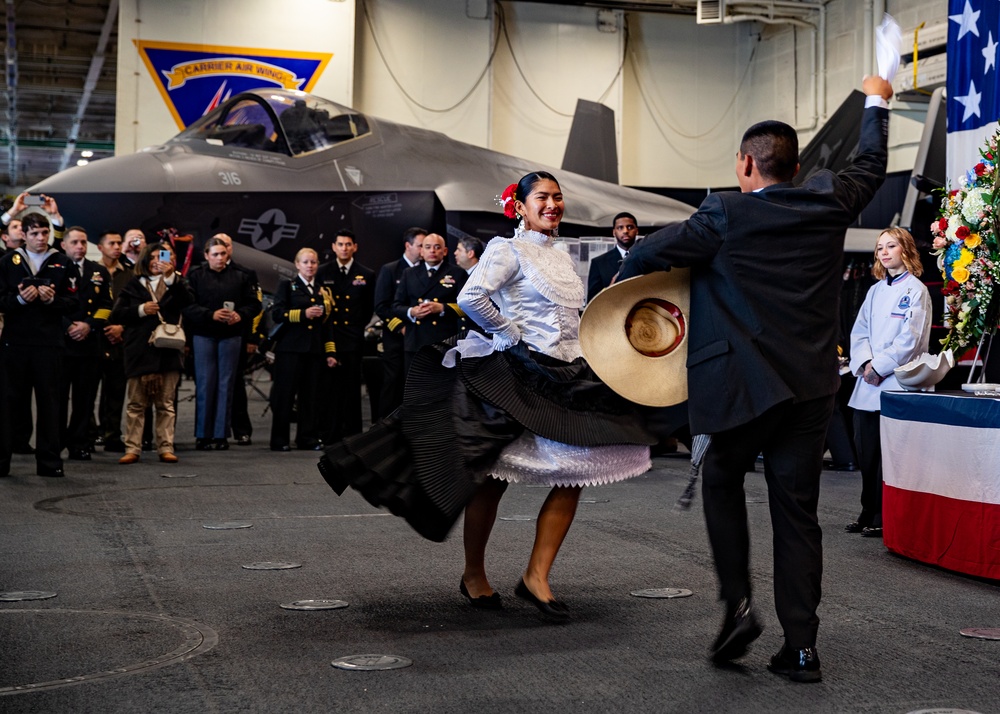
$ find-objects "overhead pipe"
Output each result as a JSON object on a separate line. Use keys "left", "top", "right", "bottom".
{"left": 5, "top": 0, "right": 18, "bottom": 187}
{"left": 58, "top": 0, "right": 118, "bottom": 172}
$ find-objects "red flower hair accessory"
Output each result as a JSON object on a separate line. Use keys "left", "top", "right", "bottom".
{"left": 496, "top": 183, "right": 518, "bottom": 219}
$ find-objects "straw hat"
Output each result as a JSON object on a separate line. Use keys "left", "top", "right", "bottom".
{"left": 579, "top": 270, "right": 690, "bottom": 407}
{"left": 894, "top": 350, "right": 954, "bottom": 391}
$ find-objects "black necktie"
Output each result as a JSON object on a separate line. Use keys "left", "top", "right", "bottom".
{"left": 427, "top": 269, "right": 434, "bottom": 278}
{"left": 341, "top": 266, "right": 348, "bottom": 275}
{"left": 306, "top": 283, "right": 313, "bottom": 294}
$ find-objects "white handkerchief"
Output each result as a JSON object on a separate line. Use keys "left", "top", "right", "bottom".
{"left": 441, "top": 330, "right": 496, "bottom": 368}
{"left": 876, "top": 13, "right": 902, "bottom": 83}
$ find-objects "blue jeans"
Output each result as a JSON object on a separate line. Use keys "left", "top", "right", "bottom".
{"left": 193, "top": 335, "right": 242, "bottom": 439}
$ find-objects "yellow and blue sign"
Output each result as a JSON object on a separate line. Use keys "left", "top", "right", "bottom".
{"left": 136, "top": 41, "right": 333, "bottom": 130}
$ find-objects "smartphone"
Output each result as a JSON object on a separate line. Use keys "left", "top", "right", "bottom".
{"left": 158, "top": 249, "right": 172, "bottom": 263}
{"left": 23, "top": 194, "right": 44, "bottom": 207}
{"left": 21, "top": 276, "right": 52, "bottom": 288}
{"left": 223, "top": 301, "right": 235, "bottom": 311}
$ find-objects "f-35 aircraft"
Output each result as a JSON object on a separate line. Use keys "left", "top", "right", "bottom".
{"left": 31, "top": 89, "right": 695, "bottom": 292}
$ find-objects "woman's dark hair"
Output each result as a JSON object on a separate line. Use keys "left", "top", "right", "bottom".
{"left": 203, "top": 237, "right": 228, "bottom": 254}
{"left": 135, "top": 241, "right": 174, "bottom": 277}
{"left": 514, "top": 171, "right": 560, "bottom": 209}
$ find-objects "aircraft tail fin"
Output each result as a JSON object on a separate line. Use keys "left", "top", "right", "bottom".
{"left": 562, "top": 99, "right": 619, "bottom": 184}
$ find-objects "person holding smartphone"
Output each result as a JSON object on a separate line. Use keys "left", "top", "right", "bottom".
{"left": 182, "top": 237, "right": 261, "bottom": 450}
{"left": 110, "top": 243, "right": 194, "bottom": 464}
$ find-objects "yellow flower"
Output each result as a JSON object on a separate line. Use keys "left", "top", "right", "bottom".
{"left": 955, "top": 248, "right": 975, "bottom": 268}
{"left": 965, "top": 233, "right": 982, "bottom": 249}
{"left": 953, "top": 267, "right": 971, "bottom": 283}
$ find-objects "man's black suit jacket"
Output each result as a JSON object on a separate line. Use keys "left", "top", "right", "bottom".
{"left": 392, "top": 263, "right": 467, "bottom": 353}
{"left": 587, "top": 246, "right": 624, "bottom": 302}
{"left": 620, "top": 105, "right": 889, "bottom": 435}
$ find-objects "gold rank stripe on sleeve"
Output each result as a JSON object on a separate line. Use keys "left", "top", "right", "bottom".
{"left": 387, "top": 317, "right": 403, "bottom": 332}
{"left": 289, "top": 309, "right": 301, "bottom": 323}
{"left": 447, "top": 303, "right": 465, "bottom": 316}
{"left": 93, "top": 308, "right": 112, "bottom": 320}
{"left": 324, "top": 342, "right": 337, "bottom": 354}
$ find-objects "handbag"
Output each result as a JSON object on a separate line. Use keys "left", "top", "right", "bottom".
{"left": 146, "top": 279, "right": 186, "bottom": 351}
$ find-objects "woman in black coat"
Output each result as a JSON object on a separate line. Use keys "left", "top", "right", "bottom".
{"left": 109, "top": 242, "right": 194, "bottom": 464}
{"left": 268, "top": 248, "right": 337, "bottom": 451}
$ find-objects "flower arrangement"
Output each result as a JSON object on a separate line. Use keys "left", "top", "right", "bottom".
{"left": 932, "top": 127, "right": 1000, "bottom": 351}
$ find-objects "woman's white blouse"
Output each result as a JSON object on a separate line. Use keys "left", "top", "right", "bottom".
{"left": 457, "top": 227, "right": 585, "bottom": 363}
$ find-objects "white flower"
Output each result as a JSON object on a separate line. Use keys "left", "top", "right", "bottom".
{"left": 962, "top": 187, "right": 989, "bottom": 223}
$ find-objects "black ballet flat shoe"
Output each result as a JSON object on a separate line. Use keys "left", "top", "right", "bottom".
{"left": 844, "top": 521, "right": 866, "bottom": 533}
{"left": 514, "top": 579, "right": 570, "bottom": 623}
{"left": 459, "top": 579, "right": 503, "bottom": 610}
{"left": 861, "top": 526, "right": 883, "bottom": 538}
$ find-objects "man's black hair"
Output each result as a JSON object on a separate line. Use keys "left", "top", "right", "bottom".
{"left": 739, "top": 120, "right": 799, "bottom": 183}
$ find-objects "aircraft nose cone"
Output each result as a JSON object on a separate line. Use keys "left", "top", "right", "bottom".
{"left": 30, "top": 149, "right": 174, "bottom": 194}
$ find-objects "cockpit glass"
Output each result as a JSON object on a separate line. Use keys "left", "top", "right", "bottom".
{"left": 175, "top": 90, "right": 370, "bottom": 157}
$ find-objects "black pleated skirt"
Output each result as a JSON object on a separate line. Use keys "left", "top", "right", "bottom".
{"left": 318, "top": 337, "right": 661, "bottom": 542}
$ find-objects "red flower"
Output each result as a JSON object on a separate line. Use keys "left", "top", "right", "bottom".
{"left": 937, "top": 218, "right": 949, "bottom": 232}
{"left": 987, "top": 152, "right": 994, "bottom": 160}
{"left": 950, "top": 189, "right": 961, "bottom": 197}
{"left": 956, "top": 225, "right": 970, "bottom": 239}
{"left": 500, "top": 183, "right": 517, "bottom": 219}
{"left": 975, "top": 162, "right": 987, "bottom": 176}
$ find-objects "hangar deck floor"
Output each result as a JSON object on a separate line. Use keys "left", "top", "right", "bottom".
{"left": 0, "top": 378, "right": 996, "bottom": 713}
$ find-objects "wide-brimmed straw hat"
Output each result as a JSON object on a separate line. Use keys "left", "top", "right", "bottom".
{"left": 579, "top": 270, "right": 690, "bottom": 407}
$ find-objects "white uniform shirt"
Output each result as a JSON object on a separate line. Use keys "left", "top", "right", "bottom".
{"left": 848, "top": 271, "right": 932, "bottom": 412}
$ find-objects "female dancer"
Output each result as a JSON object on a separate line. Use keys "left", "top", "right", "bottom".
{"left": 457, "top": 172, "right": 651, "bottom": 619}
{"left": 846, "top": 227, "right": 931, "bottom": 537}
{"left": 319, "top": 172, "right": 656, "bottom": 622}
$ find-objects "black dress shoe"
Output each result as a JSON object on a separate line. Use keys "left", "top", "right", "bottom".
{"left": 104, "top": 440, "right": 126, "bottom": 453}
{"left": 67, "top": 449, "right": 91, "bottom": 461}
{"left": 844, "top": 521, "right": 866, "bottom": 533}
{"left": 767, "top": 644, "right": 822, "bottom": 683}
{"left": 37, "top": 466, "right": 65, "bottom": 478}
{"left": 824, "top": 460, "right": 857, "bottom": 472}
{"left": 271, "top": 444, "right": 292, "bottom": 452}
{"left": 861, "top": 526, "right": 883, "bottom": 538}
{"left": 514, "top": 579, "right": 570, "bottom": 623}
{"left": 195, "top": 438, "right": 213, "bottom": 451}
{"left": 214, "top": 439, "right": 230, "bottom": 450}
{"left": 235, "top": 435, "right": 252, "bottom": 446}
{"left": 94, "top": 436, "right": 106, "bottom": 446}
{"left": 460, "top": 579, "right": 503, "bottom": 610}
{"left": 710, "top": 597, "right": 763, "bottom": 663}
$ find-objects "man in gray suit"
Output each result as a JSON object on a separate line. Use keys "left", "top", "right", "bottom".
{"left": 620, "top": 75, "right": 894, "bottom": 683}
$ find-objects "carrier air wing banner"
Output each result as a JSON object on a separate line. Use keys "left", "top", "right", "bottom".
{"left": 136, "top": 41, "right": 333, "bottom": 130}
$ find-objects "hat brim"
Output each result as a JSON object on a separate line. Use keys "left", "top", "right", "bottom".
{"left": 580, "top": 270, "right": 690, "bottom": 407}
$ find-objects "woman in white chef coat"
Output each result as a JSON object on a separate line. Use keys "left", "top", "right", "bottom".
{"left": 846, "top": 227, "right": 931, "bottom": 538}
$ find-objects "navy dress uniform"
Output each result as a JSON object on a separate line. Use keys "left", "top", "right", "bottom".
{"left": 0, "top": 247, "right": 77, "bottom": 476}
{"left": 373, "top": 257, "right": 417, "bottom": 418}
{"left": 61, "top": 258, "right": 113, "bottom": 458}
{"left": 268, "top": 276, "right": 336, "bottom": 450}
{"left": 318, "top": 259, "right": 375, "bottom": 441}
{"left": 587, "top": 245, "right": 627, "bottom": 302}
{"left": 392, "top": 263, "right": 468, "bottom": 372}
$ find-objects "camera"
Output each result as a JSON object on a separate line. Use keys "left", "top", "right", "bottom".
{"left": 223, "top": 301, "right": 235, "bottom": 311}
{"left": 22, "top": 194, "right": 45, "bottom": 207}
{"left": 129, "top": 238, "right": 142, "bottom": 247}
{"left": 158, "top": 249, "right": 172, "bottom": 263}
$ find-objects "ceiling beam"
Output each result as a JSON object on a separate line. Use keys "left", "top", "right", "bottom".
{"left": 58, "top": 0, "right": 118, "bottom": 172}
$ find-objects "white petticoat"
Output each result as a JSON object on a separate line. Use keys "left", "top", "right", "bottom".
{"left": 491, "top": 432, "right": 651, "bottom": 487}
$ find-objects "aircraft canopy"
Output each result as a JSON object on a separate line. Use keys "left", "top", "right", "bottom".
{"left": 175, "top": 89, "right": 371, "bottom": 157}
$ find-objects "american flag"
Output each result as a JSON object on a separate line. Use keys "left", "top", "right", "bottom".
{"left": 947, "top": 0, "right": 1000, "bottom": 181}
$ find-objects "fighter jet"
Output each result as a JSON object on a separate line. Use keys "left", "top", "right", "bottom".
{"left": 30, "top": 88, "right": 694, "bottom": 291}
